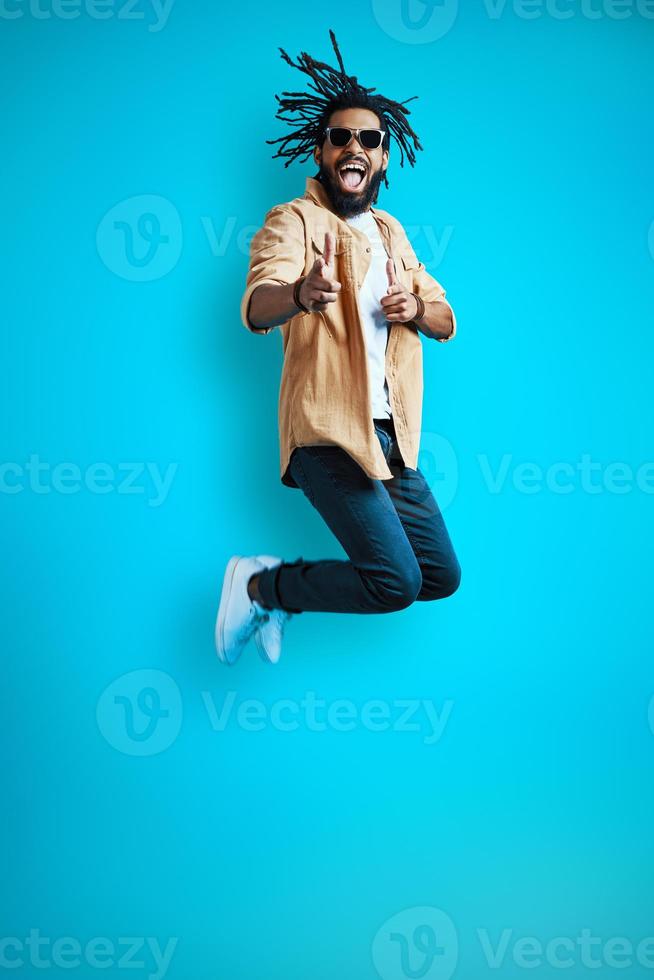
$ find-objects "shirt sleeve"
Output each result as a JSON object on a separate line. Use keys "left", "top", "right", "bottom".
{"left": 240, "top": 206, "right": 307, "bottom": 335}
{"left": 400, "top": 239, "right": 457, "bottom": 343}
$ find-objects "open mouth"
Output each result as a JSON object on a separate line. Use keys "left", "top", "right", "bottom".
{"left": 337, "top": 161, "right": 368, "bottom": 193}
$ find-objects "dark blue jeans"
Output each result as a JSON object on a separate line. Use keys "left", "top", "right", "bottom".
{"left": 257, "top": 416, "right": 461, "bottom": 614}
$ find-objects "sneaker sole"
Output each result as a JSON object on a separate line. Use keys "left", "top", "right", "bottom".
{"left": 215, "top": 555, "right": 242, "bottom": 665}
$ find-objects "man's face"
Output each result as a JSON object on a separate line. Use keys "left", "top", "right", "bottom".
{"left": 313, "top": 107, "right": 389, "bottom": 217}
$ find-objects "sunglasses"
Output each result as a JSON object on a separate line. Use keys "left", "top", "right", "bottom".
{"left": 324, "top": 127, "right": 385, "bottom": 150}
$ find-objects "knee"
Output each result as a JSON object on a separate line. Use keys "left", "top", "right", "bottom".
{"left": 422, "top": 559, "right": 462, "bottom": 601}
{"left": 441, "top": 560, "right": 461, "bottom": 598}
{"left": 364, "top": 561, "right": 423, "bottom": 612}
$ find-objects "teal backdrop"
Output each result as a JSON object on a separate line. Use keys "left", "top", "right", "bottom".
{"left": 2, "top": 1, "right": 653, "bottom": 978}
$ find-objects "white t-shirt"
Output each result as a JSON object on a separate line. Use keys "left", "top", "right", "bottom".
{"left": 345, "top": 210, "right": 392, "bottom": 419}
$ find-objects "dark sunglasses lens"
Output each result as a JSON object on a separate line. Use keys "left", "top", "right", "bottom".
{"left": 361, "top": 130, "right": 383, "bottom": 149}
{"left": 329, "top": 128, "right": 352, "bottom": 147}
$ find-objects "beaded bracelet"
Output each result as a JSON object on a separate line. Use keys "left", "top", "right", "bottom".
{"left": 293, "top": 276, "right": 310, "bottom": 314}
{"left": 412, "top": 292, "right": 426, "bottom": 323}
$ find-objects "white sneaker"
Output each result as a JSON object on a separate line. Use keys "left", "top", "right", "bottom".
{"left": 253, "top": 554, "right": 294, "bottom": 664}
{"left": 215, "top": 555, "right": 270, "bottom": 665}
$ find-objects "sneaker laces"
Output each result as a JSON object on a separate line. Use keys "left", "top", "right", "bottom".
{"left": 268, "top": 609, "right": 293, "bottom": 640}
{"left": 237, "top": 599, "right": 269, "bottom": 643}
{"left": 250, "top": 598, "right": 271, "bottom": 623}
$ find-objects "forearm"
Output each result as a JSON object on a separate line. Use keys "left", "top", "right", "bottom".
{"left": 413, "top": 298, "right": 455, "bottom": 341}
{"left": 247, "top": 282, "right": 300, "bottom": 331}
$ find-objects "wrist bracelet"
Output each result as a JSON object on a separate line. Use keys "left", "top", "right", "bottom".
{"left": 293, "top": 276, "right": 310, "bottom": 313}
{"left": 412, "top": 292, "right": 426, "bottom": 322}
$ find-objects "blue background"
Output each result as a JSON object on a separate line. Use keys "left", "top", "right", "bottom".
{"left": 2, "top": 1, "right": 653, "bottom": 977}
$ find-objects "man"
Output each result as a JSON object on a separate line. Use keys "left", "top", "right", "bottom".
{"left": 215, "top": 30, "right": 461, "bottom": 666}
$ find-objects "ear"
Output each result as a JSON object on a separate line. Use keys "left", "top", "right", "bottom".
{"left": 313, "top": 145, "right": 321, "bottom": 167}
{"left": 382, "top": 148, "right": 389, "bottom": 168}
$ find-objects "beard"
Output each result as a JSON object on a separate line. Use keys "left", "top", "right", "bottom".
{"left": 316, "top": 161, "right": 386, "bottom": 218}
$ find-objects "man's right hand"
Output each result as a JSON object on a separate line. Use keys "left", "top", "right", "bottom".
{"left": 298, "top": 232, "right": 341, "bottom": 312}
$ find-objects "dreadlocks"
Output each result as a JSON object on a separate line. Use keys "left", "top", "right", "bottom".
{"left": 265, "top": 29, "right": 423, "bottom": 189}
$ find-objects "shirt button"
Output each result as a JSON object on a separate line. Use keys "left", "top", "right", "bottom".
{"left": 366, "top": 247, "right": 371, "bottom": 252}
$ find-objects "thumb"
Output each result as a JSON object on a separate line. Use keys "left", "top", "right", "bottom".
{"left": 386, "top": 258, "right": 398, "bottom": 290}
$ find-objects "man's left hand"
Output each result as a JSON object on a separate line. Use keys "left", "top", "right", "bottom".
{"left": 380, "top": 259, "right": 419, "bottom": 323}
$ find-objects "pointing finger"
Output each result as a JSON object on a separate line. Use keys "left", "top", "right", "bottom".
{"left": 386, "top": 257, "right": 397, "bottom": 289}
{"left": 323, "top": 232, "right": 335, "bottom": 270}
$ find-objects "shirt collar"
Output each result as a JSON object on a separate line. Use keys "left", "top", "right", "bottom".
{"left": 303, "top": 176, "right": 334, "bottom": 211}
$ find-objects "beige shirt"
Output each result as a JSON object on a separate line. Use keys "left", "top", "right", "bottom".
{"left": 240, "top": 176, "right": 456, "bottom": 488}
